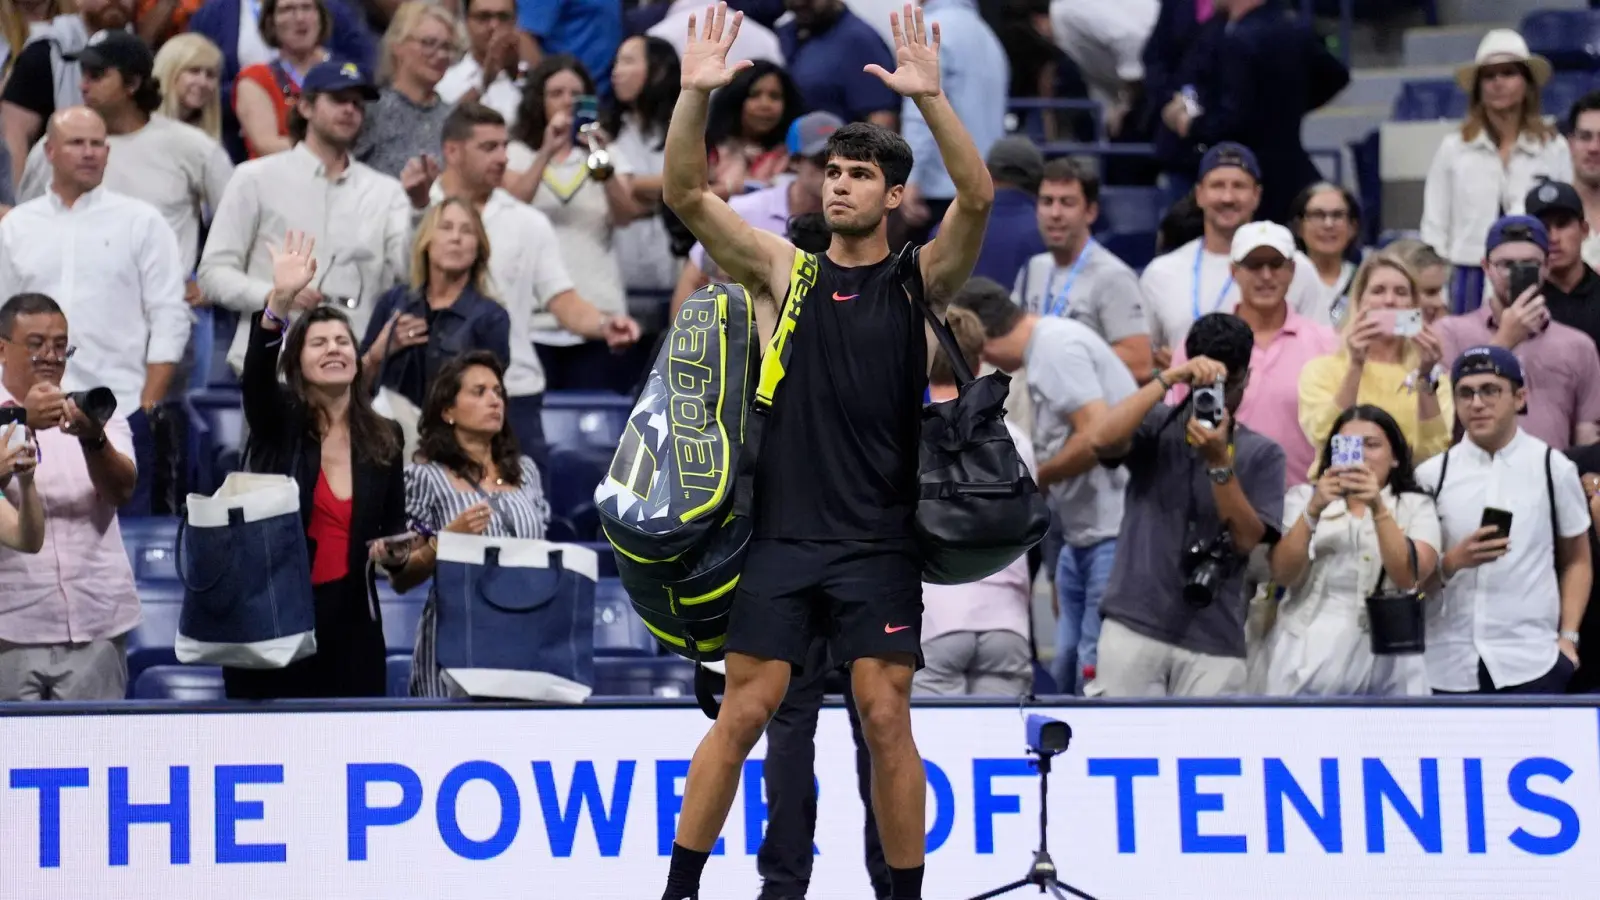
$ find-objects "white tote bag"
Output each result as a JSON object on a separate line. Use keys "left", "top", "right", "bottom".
{"left": 175, "top": 472, "right": 318, "bottom": 668}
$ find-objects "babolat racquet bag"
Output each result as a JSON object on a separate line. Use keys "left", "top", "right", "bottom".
{"left": 596, "top": 262, "right": 816, "bottom": 717}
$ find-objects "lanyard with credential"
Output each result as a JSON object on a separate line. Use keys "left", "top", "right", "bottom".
{"left": 1192, "top": 243, "right": 1234, "bottom": 320}
{"left": 1042, "top": 239, "right": 1096, "bottom": 318}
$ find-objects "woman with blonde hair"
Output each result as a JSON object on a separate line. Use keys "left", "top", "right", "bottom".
{"left": 359, "top": 197, "right": 509, "bottom": 453}
{"left": 153, "top": 32, "right": 224, "bottom": 140}
{"left": 1298, "top": 254, "right": 1455, "bottom": 469}
{"left": 1420, "top": 29, "right": 1570, "bottom": 313}
{"left": 1385, "top": 237, "right": 1452, "bottom": 325}
{"left": 354, "top": 0, "right": 458, "bottom": 179}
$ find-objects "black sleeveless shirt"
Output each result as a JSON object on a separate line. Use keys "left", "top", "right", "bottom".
{"left": 753, "top": 248, "right": 929, "bottom": 541}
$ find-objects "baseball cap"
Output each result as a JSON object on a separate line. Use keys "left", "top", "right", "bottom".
{"left": 985, "top": 136, "right": 1044, "bottom": 194}
{"left": 1525, "top": 180, "right": 1584, "bottom": 221}
{"left": 786, "top": 111, "right": 843, "bottom": 158}
{"left": 1452, "top": 344, "right": 1525, "bottom": 387}
{"left": 1198, "top": 142, "right": 1261, "bottom": 182}
{"left": 77, "top": 30, "right": 154, "bottom": 81}
{"left": 1485, "top": 214, "right": 1549, "bottom": 254}
{"left": 301, "top": 59, "right": 379, "bottom": 101}
{"left": 1229, "top": 221, "right": 1296, "bottom": 263}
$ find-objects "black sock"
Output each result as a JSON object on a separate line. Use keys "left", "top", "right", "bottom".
{"left": 662, "top": 842, "right": 711, "bottom": 900}
{"left": 889, "top": 863, "right": 925, "bottom": 900}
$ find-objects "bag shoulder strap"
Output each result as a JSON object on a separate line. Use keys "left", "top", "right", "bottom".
{"left": 897, "top": 244, "right": 973, "bottom": 386}
{"left": 731, "top": 256, "right": 818, "bottom": 519}
{"left": 1547, "top": 445, "right": 1559, "bottom": 572}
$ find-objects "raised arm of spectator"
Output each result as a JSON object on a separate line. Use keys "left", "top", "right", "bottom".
{"left": 662, "top": 4, "right": 795, "bottom": 303}
{"left": 1093, "top": 356, "right": 1224, "bottom": 460}
{"left": 245, "top": 230, "right": 319, "bottom": 444}
{"left": 0, "top": 426, "right": 43, "bottom": 553}
{"left": 198, "top": 173, "right": 276, "bottom": 312}
{"left": 874, "top": 6, "right": 993, "bottom": 307}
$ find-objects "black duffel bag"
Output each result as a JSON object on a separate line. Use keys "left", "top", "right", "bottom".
{"left": 899, "top": 248, "right": 1050, "bottom": 584}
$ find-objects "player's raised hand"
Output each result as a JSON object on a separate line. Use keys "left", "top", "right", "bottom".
{"left": 681, "top": 3, "right": 752, "bottom": 93}
{"left": 864, "top": 4, "right": 942, "bottom": 99}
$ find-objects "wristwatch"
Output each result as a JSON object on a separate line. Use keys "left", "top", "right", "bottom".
{"left": 1560, "top": 630, "right": 1582, "bottom": 647}
{"left": 1207, "top": 465, "right": 1234, "bottom": 485}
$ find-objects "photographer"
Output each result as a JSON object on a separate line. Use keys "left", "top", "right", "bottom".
{"left": 1088, "top": 312, "right": 1286, "bottom": 696}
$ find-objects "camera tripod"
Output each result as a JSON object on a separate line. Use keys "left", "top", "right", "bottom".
{"left": 966, "top": 751, "right": 1101, "bottom": 900}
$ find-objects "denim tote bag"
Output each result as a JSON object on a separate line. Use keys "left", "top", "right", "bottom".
{"left": 175, "top": 472, "right": 317, "bottom": 667}
{"left": 432, "top": 533, "right": 597, "bottom": 702}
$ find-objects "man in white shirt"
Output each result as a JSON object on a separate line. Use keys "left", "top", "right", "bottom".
{"left": 1140, "top": 142, "right": 1327, "bottom": 365}
{"left": 200, "top": 60, "right": 411, "bottom": 377}
{"left": 436, "top": 0, "right": 524, "bottom": 126}
{"left": 1419, "top": 345, "right": 1592, "bottom": 694}
{"left": 649, "top": 0, "right": 784, "bottom": 66}
{"left": 1012, "top": 157, "right": 1152, "bottom": 381}
{"left": 0, "top": 106, "right": 188, "bottom": 515}
{"left": 433, "top": 102, "right": 640, "bottom": 479}
{"left": 1048, "top": 0, "right": 1158, "bottom": 137}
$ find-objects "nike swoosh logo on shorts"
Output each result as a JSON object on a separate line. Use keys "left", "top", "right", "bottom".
{"left": 885, "top": 624, "right": 911, "bottom": 634}
{"left": 833, "top": 292, "right": 858, "bottom": 302}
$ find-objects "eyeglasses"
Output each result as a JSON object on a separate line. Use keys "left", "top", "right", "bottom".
{"left": 1453, "top": 383, "right": 1507, "bottom": 403}
{"left": 1303, "top": 209, "right": 1349, "bottom": 224}
{"left": 5, "top": 338, "right": 75, "bottom": 361}
{"left": 410, "top": 36, "right": 458, "bottom": 56}
{"left": 468, "top": 10, "right": 514, "bottom": 24}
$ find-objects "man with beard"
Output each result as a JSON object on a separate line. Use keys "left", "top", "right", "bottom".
{"left": 657, "top": 5, "right": 992, "bottom": 899}
{"left": 1, "top": 0, "right": 135, "bottom": 188}
{"left": 1139, "top": 142, "right": 1328, "bottom": 366}
{"left": 199, "top": 60, "right": 412, "bottom": 376}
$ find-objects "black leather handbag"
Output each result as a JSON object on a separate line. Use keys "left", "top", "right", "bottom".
{"left": 1365, "top": 538, "right": 1424, "bottom": 656}
{"left": 899, "top": 249, "right": 1050, "bottom": 585}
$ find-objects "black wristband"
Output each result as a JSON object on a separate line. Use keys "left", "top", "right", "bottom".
{"left": 78, "top": 430, "right": 107, "bottom": 453}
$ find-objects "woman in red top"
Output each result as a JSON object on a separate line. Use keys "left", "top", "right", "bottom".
{"left": 227, "top": 230, "right": 428, "bottom": 700}
{"left": 703, "top": 59, "right": 802, "bottom": 196}
{"left": 235, "top": 0, "right": 333, "bottom": 158}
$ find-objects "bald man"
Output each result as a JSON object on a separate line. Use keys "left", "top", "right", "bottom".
{"left": 0, "top": 106, "right": 189, "bottom": 515}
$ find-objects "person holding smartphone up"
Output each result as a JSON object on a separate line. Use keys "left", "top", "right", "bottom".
{"left": 1419, "top": 346, "right": 1591, "bottom": 694}
{"left": 1434, "top": 215, "right": 1600, "bottom": 450}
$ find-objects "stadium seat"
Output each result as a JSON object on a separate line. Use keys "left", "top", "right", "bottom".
{"left": 132, "top": 665, "right": 224, "bottom": 700}
{"left": 120, "top": 516, "right": 181, "bottom": 583}
{"left": 127, "top": 584, "right": 183, "bottom": 695}
{"left": 185, "top": 388, "right": 245, "bottom": 494}
{"left": 1351, "top": 130, "right": 1383, "bottom": 248}
{"left": 204, "top": 309, "right": 241, "bottom": 389}
{"left": 1521, "top": 10, "right": 1600, "bottom": 73}
{"left": 594, "top": 577, "right": 655, "bottom": 656}
{"left": 541, "top": 391, "right": 633, "bottom": 452}
{"left": 379, "top": 589, "right": 425, "bottom": 655}
{"left": 547, "top": 444, "right": 613, "bottom": 537}
{"left": 386, "top": 654, "right": 413, "bottom": 697}
{"left": 1543, "top": 72, "right": 1598, "bottom": 124}
{"left": 1392, "top": 79, "right": 1465, "bottom": 121}
{"left": 1099, "top": 232, "right": 1158, "bottom": 273}
{"left": 593, "top": 656, "right": 697, "bottom": 697}
{"left": 1096, "top": 186, "right": 1165, "bottom": 236}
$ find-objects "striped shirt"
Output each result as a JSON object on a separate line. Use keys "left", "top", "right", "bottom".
{"left": 403, "top": 457, "right": 550, "bottom": 697}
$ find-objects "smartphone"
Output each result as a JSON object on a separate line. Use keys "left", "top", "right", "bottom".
{"left": 1331, "top": 434, "right": 1365, "bottom": 468}
{"left": 572, "top": 94, "right": 600, "bottom": 140}
{"left": 1480, "top": 507, "right": 1514, "bottom": 541}
{"left": 0, "top": 406, "right": 24, "bottom": 427}
{"left": 1507, "top": 260, "right": 1541, "bottom": 303}
{"left": 373, "top": 531, "right": 421, "bottom": 553}
{"left": 1394, "top": 308, "right": 1424, "bottom": 338}
{"left": 1367, "top": 309, "right": 1398, "bottom": 334}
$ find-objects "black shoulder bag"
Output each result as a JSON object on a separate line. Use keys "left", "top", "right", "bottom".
{"left": 898, "top": 247, "right": 1050, "bottom": 585}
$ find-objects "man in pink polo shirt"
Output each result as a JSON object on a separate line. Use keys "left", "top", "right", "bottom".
{"left": 0, "top": 292, "right": 139, "bottom": 700}
{"left": 1167, "top": 221, "right": 1339, "bottom": 487}
{"left": 1435, "top": 215, "right": 1600, "bottom": 450}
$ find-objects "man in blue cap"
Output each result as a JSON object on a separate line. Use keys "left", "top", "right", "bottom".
{"left": 1434, "top": 214, "right": 1600, "bottom": 450}
{"left": 1419, "top": 344, "right": 1591, "bottom": 695}
{"left": 199, "top": 59, "right": 411, "bottom": 374}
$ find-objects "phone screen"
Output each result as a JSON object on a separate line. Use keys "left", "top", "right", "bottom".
{"left": 1331, "top": 434, "right": 1364, "bottom": 468}
{"left": 1480, "top": 507, "right": 1514, "bottom": 540}
{"left": 1508, "top": 262, "right": 1541, "bottom": 303}
{"left": 572, "top": 94, "right": 599, "bottom": 140}
{"left": 1367, "top": 309, "right": 1398, "bottom": 333}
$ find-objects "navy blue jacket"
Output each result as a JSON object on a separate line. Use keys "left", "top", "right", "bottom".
{"left": 360, "top": 285, "right": 512, "bottom": 410}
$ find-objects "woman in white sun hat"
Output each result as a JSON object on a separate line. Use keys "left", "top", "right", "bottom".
{"left": 1420, "top": 28, "right": 1570, "bottom": 315}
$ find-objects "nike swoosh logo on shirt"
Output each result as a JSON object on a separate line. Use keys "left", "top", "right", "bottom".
{"left": 884, "top": 624, "right": 911, "bottom": 634}
{"left": 833, "top": 292, "right": 858, "bottom": 302}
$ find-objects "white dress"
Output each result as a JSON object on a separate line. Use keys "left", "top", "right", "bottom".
{"left": 1251, "top": 486, "right": 1441, "bottom": 696}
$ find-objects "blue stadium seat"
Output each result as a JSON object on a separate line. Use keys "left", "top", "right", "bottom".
{"left": 128, "top": 585, "right": 183, "bottom": 695}
{"left": 1543, "top": 72, "right": 1599, "bottom": 124}
{"left": 132, "top": 665, "right": 224, "bottom": 700}
{"left": 1393, "top": 79, "right": 1466, "bottom": 121}
{"left": 1099, "top": 232, "right": 1158, "bottom": 273}
{"left": 595, "top": 577, "right": 655, "bottom": 656}
{"left": 593, "top": 656, "right": 696, "bottom": 697}
{"left": 541, "top": 391, "right": 633, "bottom": 451}
{"left": 204, "top": 309, "right": 241, "bottom": 389}
{"left": 1351, "top": 130, "right": 1383, "bottom": 248}
{"left": 379, "top": 587, "right": 425, "bottom": 655}
{"left": 185, "top": 388, "right": 245, "bottom": 495}
{"left": 1096, "top": 186, "right": 1165, "bottom": 236}
{"left": 120, "top": 516, "right": 181, "bottom": 583}
{"left": 547, "top": 444, "right": 612, "bottom": 538}
{"left": 1522, "top": 10, "right": 1600, "bottom": 72}
{"left": 386, "top": 654, "right": 413, "bottom": 697}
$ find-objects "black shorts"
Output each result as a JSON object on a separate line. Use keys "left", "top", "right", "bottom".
{"left": 727, "top": 538, "right": 924, "bottom": 671}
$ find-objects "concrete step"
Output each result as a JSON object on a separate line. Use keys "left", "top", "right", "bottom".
{"left": 1329, "top": 65, "right": 1457, "bottom": 111}
{"left": 1403, "top": 23, "right": 1503, "bottom": 68}
{"left": 1437, "top": 0, "right": 1585, "bottom": 26}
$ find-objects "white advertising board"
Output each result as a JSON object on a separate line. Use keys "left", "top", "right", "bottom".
{"left": 0, "top": 704, "right": 1593, "bottom": 899}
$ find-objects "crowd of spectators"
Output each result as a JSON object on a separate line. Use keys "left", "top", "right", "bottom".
{"left": 0, "top": 0, "right": 1593, "bottom": 705}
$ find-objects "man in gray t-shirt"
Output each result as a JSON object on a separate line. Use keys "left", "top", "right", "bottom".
{"left": 955, "top": 279, "right": 1137, "bottom": 694}
{"left": 1012, "top": 158, "right": 1153, "bottom": 383}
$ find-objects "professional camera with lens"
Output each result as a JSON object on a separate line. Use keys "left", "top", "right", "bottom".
{"left": 1182, "top": 530, "right": 1241, "bottom": 609}
{"left": 1190, "top": 377, "right": 1226, "bottom": 428}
